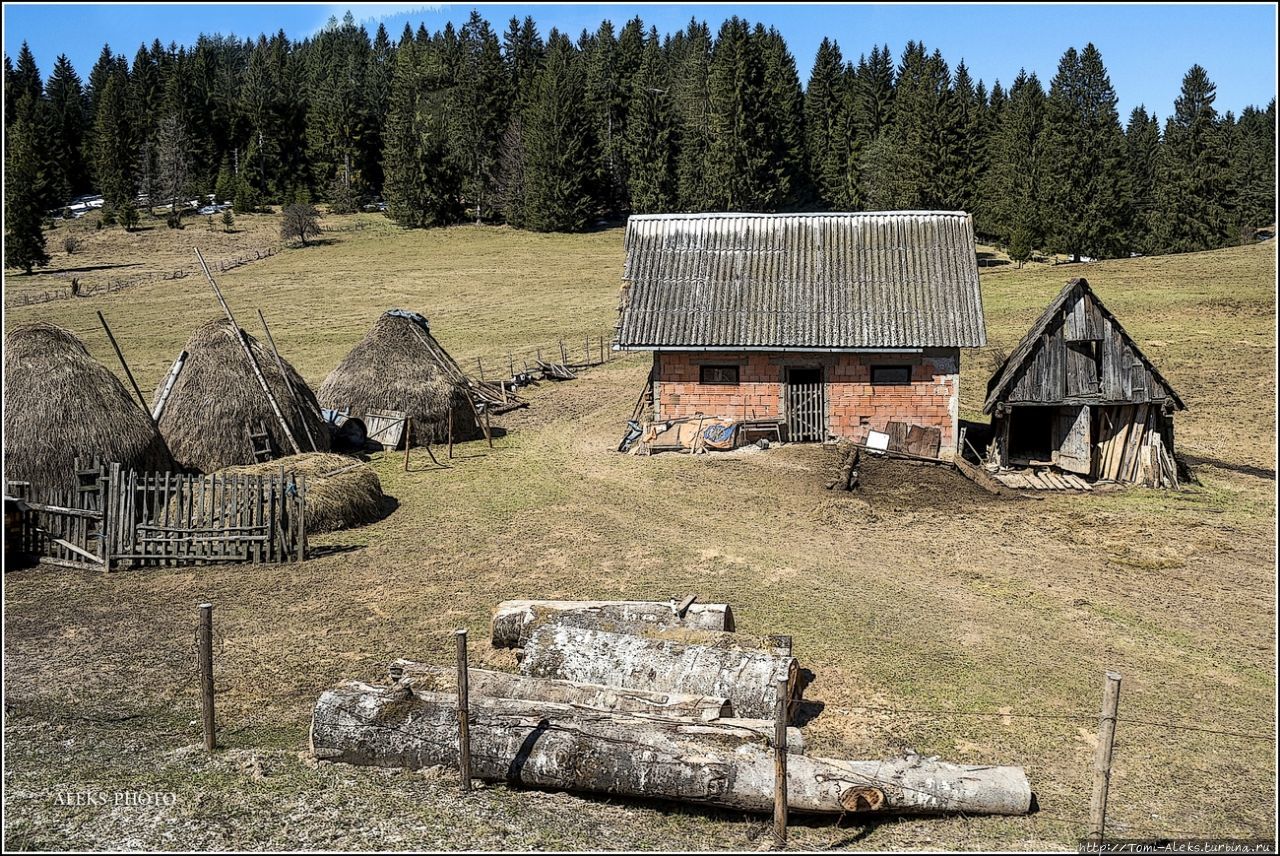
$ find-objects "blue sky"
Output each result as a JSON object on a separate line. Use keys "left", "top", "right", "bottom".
{"left": 4, "top": 3, "right": 1276, "bottom": 120}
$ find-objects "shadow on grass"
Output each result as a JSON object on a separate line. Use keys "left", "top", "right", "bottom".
{"left": 1180, "top": 453, "right": 1274, "bottom": 481}
{"left": 41, "top": 261, "right": 142, "bottom": 275}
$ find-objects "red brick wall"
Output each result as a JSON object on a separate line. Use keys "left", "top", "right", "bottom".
{"left": 653, "top": 349, "right": 960, "bottom": 457}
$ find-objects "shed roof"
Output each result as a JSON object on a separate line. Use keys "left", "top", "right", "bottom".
{"left": 983, "top": 278, "right": 1186, "bottom": 412}
{"left": 615, "top": 212, "right": 986, "bottom": 350}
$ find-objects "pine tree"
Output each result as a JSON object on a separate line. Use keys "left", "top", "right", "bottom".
{"left": 979, "top": 70, "right": 1046, "bottom": 248}
{"left": 756, "top": 25, "right": 807, "bottom": 209}
{"left": 521, "top": 30, "right": 595, "bottom": 231}
{"left": 1037, "top": 44, "right": 1130, "bottom": 260}
{"left": 623, "top": 28, "right": 675, "bottom": 212}
{"left": 5, "top": 91, "right": 51, "bottom": 272}
{"left": 1124, "top": 105, "right": 1161, "bottom": 254}
{"left": 156, "top": 111, "right": 192, "bottom": 224}
{"left": 381, "top": 35, "right": 462, "bottom": 227}
{"left": 1153, "top": 64, "right": 1233, "bottom": 253}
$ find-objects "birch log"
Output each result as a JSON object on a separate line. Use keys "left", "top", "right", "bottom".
{"left": 388, "top": 660, "right": 733, "bottom": 720}
{"left": 310, "top": 682, "right": 1031, "bottom": 816}
{"left": 519, "top": 625, "right": 796, "bottom": 719}
{"left": 491, "top": 599, "right": 735, "bottom": 648}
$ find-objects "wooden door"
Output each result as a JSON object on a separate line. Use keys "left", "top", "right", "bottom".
{"left": 785, "top": 369, "right": 825, "bottom": 442}
{"left": 1054, "top": 405, "right": 1092, "bottom": 475}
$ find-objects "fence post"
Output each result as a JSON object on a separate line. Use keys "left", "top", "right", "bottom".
{"left": 1087, "top": 670, "right": 1122, "bottom": 845}
{"left": 404, "top": 416, "right": 412, "bottom": 472}
{"left": 456, "top": 629, "right": 472, "bottom": 792}
{"left": 773, "top": 675, "right": 789, "bottom": 846}
{"left": 198, "top": 603, "right": 216, "bottom": 752}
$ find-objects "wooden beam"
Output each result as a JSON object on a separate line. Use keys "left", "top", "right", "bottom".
{"left": 96, "top": 311, "right": 155, "bottom": 425}
{"left": 257, "top": 309, "right": 319, "bottom": 452}
{"left": 194, "top": 247, "right": 301, "bottom": 455}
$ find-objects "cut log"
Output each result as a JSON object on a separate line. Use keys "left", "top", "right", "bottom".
{"left": 491, "top": 599, "right": 735, "bottom": 649}
{"left": 519, "top": 625, "right": 796, "bottom": 719}
{"left": 310, "top": 682, "right": 1032, "bottom": 816}
{"left": 388, "top": 660, "right": 733, "bottom": 721}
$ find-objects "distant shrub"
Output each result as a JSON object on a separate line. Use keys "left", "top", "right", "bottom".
{"left": 62, "top": 234, "right": 81, "bottom": 255}
{"left": 281, "top": 203, "right": 321, "bottom": 247}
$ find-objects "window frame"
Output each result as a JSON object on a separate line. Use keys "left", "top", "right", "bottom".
{"left": 699, "top": 364, "right": 741, "bottom": 386}
{"left": 870, "top": 364, "right": 913, "bottom": 386}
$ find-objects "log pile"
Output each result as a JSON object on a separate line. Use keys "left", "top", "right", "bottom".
{"left": 491, "top": 597, "right": 735, "bottom": 648}
{"left": 825, "top": 445, "right": 861, "bottom": 490}
{"left": 310, "top": 597, "right": 1034, "bottom": 820}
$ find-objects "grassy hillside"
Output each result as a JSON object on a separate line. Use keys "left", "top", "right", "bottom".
{"left": 3, "top": 217, "right": 1275, "bottom": 851}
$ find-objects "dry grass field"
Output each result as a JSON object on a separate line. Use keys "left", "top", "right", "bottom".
{"left": 3, "top": 212, "right": 1276, "bottom": 851}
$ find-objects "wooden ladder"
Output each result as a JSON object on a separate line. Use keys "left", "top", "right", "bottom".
{"left": 248, "top": 422, "right": 274, "bottom": 463}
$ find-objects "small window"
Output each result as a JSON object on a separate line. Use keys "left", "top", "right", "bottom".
{"left": 870, "top": 365, "right": 912, "bottom": 386}
{"left": 700, "top": 365, "right": 739, "bottom": 385}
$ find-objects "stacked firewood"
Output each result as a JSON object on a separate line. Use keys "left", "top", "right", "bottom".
{"left": 310, "top": 598, "right": 1032, "bottom": 817}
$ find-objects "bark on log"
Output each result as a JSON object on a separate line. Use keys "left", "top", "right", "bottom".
{"left": 310, "top": 682, "right": 1031, "bottom": 816}
{"left": 519, "top": 625, "right": 797, "bottom": 719}
{"left": 388, "top": 660, "right": 733, "bottom": 721}
{"left": 491, "top": 599, "right": 735, "bottom": 648}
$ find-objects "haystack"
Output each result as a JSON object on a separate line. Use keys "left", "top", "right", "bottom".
{"left": 318, "top": 310, "right": 479, "bottom": 445}
{"left": 214, "top": 453, "right": 385, "bottom": 534}
{"left": 154, "top": 318, "right": 331, "bottom": 473}
{"left": 3, "top": 322, "right": 171, "bottom": 490}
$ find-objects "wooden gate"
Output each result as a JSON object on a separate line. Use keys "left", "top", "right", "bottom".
{"left": 786, "top": 371, "right": 826, "bottom": 442}
{"left": 4, "top": 479, "right": 108, "bottom": 570}
{"left": 6, "top": 462, "right": 307, "bottom": 570}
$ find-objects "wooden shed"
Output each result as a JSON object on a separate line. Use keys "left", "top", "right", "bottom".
{"left": 983, "top": 278, "right": 1185, "bottom": 487}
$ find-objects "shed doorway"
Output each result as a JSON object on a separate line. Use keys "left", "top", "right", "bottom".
{"left": 1007, "top": 406, "right": 1055, "bottom": 464}
{"left": 785, "top": 367, "right": 825, "bottom": 442}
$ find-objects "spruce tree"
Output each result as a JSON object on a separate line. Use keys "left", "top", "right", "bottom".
{"left": 92, "top": 69, "right": 135, "bottom": 219}
{"left": 4, "top": 91, "right": 51, "bottom": 272}
{"left": 451, "top": 10, "right": 510, "bottom": 222}
{"left": 623, "top": 28, "right": 675, "bottom": 212}
{"left": 756, "top": 25, "right": 807, "bottom": 209}
{"left": 1037, "top": 44, "right": 1130, "bottom": 260}
{"left": 1153, "top": 64, "right": 1233, "bottom": 253}
{"left": 1125, "top": 105, "right": 1161, "bottom": 254}
{"left": 670, "top": 18, "right": 715, "bottom": 211}
{"left": 382, "top": 35, "right": 462, "bottom": 227}
{"left": 1231, "top": 99, "right": 1275, "bottom": 233}
{"left": 521, "top": 30, "right": 595, "bottom": 231}
{"left": 804, "top": 38, "right": 848, "bottom": 208}
{"left": 978, "top": 70, "right": 1045, "bottom": 248}
{"left": 45, "top": 54, "right": 90, "bottom": 206}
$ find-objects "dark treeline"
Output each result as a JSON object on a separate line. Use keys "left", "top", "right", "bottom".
{"left": 4, "top": 10, "right": 1276, "bottom": 272}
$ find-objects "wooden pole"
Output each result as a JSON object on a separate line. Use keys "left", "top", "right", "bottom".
{"left": 448, "top": 408, "right": 454, "bottom": 459}
{"left": 773, "top": 675, "right": 788, "bottom": 846}
{"left": 1087, "top": 670, "right": 1122, "bottom": 845}
{"left": 476, "top": 357, "right": 485, "bottom": 383}
{"left": 456, "top": 629, "right": 472, "bottom": 792}
{"left": 403, "top": 416, "right": 412, "bottom": 472}
{"left": 96, "top": 311, "right": 153, "bottom": 422}
{"left": 198, "top": 603, "right": 216, "bottom": 752}
{"left": 257, "top": 309, "right": 318, "bottom": 452}
{"left": 194, "top": 247, "right": 301, "bottom": 455}
{"left": 483, "top": 407, "right": 493, "bottom": 449}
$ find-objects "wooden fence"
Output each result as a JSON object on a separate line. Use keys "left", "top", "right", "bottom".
{"left": 6, "top": 460, "right": 306, "bottom": 570}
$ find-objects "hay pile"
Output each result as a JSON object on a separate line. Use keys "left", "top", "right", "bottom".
{"left": 4, "top": 322, "right": 171, "bottom": 490}
{"left": 216, "top": 453, "right": 385, "bottom": 534}
{"left": 318, "top": 310, "right": 479, "bottom": 445}
{"left": 154, "top": 318, "right": 330, "bottom": 472}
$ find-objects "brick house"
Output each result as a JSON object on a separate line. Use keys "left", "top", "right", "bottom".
{"left": 615, "top": 212, "right": 987, "bottom": 457}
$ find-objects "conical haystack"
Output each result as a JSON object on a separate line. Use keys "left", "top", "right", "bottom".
{"left": 153, "top": 318, "right": 330, "bottom": 472}
{"left": 4, "top": 322, "right": 171, "bottom": 490}
{"left": 318, "top": 310, "right": 479, "bottom": 445}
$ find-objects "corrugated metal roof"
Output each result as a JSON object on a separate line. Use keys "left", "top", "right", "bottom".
{"left": 616, "top": 212, "right": 987, "bottom": 349}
